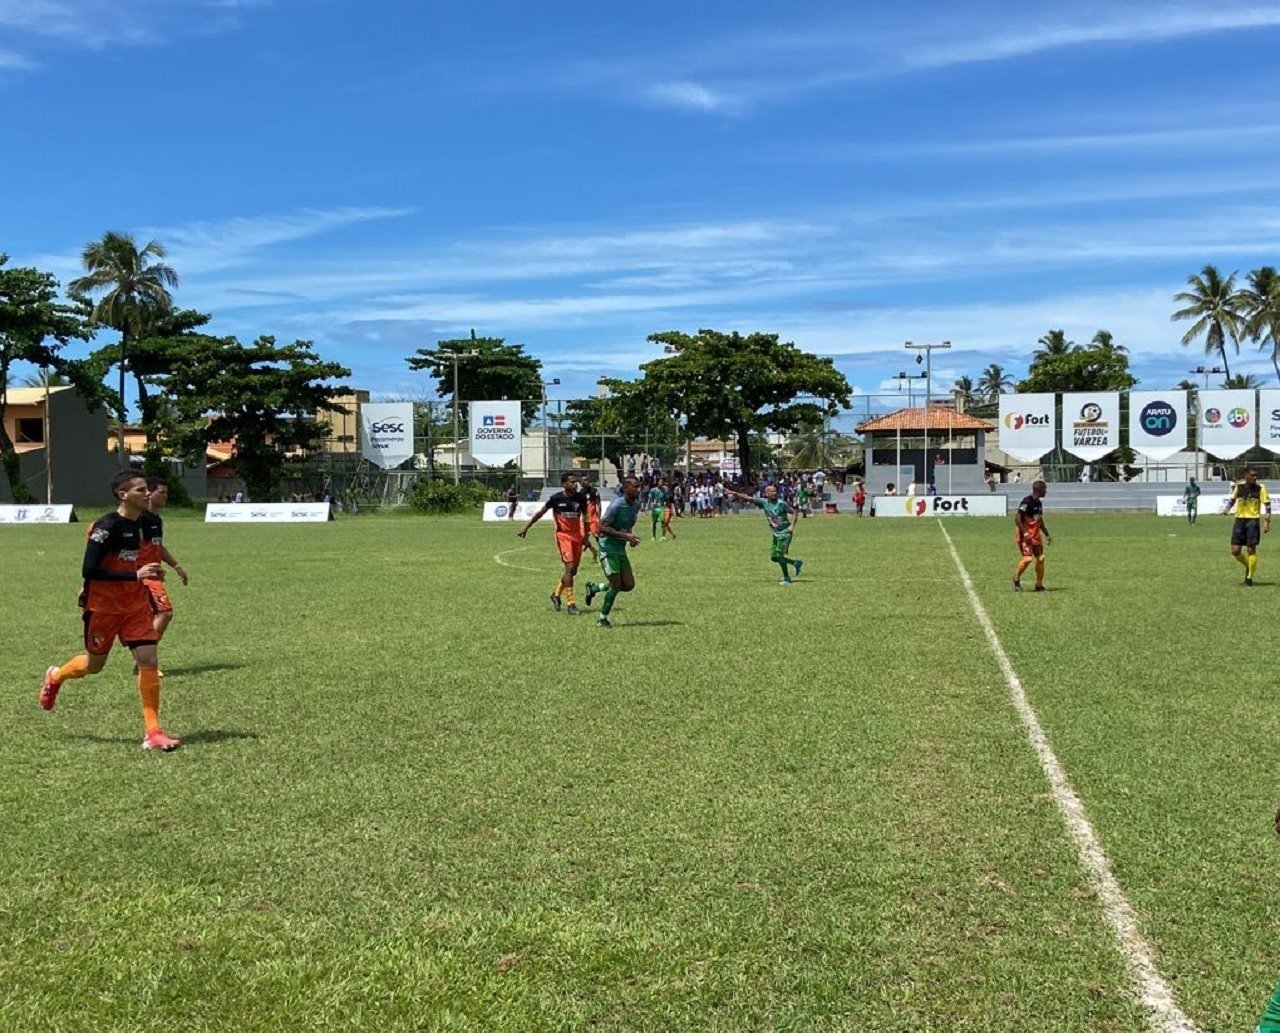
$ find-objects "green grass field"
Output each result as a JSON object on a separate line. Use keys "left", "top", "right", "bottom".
{"left": 3, "top": 508, "right": 1278, "bottom": 1031}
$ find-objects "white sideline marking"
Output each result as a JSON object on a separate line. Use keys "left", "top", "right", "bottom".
{"left": 938, "top": 523, "right": 1201, "bottom": 1033}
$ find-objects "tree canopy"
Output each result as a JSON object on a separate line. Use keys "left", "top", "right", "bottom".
{"left": 637, "top": 329, "right": 851, "bottom": 481}
{"left": 1019, "top": 342, "right": 1138, "bottom": 394}
{"left": 405, "top": 333, "right": 544, "bottom": 430}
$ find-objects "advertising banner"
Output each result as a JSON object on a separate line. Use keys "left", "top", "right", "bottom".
{"left": 0, "top": 504, "right": 75, "bottom": 524}
{"left": 997, "top": 393, "right": 1056, "bottom": 461}
{"left": 1260, "top": 390, "right": 1280, "bottom": 454}
{"left": 1061, "top": 392, "right": 1120, "bottom": 461}
{"left": 482, "top": 501, "right": 541, "bottom": 522}
{"left": 359, "top": 402, "right": 414, "bottom": 469}
{"left": 871, "top": 495, "right": 1007, "bottom": 518}
{"left": 469, "top": 401, "right": 522, "bottom": 467}
{"left": 1198, "top": 390, "right": 1255, "bottom": 460}
{"left": 1156, "top": 495, "right": 1229, "bottom": 517}
{"left": 1128, "top": 390, "right": 1187, "bottom": 461}
{"left": 205, "top": 502, "right": 330, "bottom": 523}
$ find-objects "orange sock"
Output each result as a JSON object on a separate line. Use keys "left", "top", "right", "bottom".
{"left": 138, "top": 668, "right": 162, "bottom": 734}
{"left": 57, "top": 655, "right": 91, "bottom": 684}
{"left": 552, "top": 582, "right": 564, "bottom": 598}
{"left": 564, "top": 585, "right": 576, "bottom": 606}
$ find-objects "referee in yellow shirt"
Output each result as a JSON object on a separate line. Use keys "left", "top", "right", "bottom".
{"left": 1224, "top": 467, "right": 1271, "bottom": 586}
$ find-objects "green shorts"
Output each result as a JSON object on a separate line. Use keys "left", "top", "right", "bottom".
{"left": 600, "top": 549, "right": 632, "bottom": 577}
{"left": 769, "top": 531, "right": 792, "bottom": 562}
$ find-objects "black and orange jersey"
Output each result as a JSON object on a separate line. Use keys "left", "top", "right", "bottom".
{"left": 1015, "top": 494, "right": 1043, "bottom": 540}
{"left": 581, "top": 490, "right": 601, "bottom": 533}
{"left": 545, "top": 490, "right": 586, "bottom": 538}
{"left": 139, "top": 510, "right": 164, "bottom": 566}
{"left": 82, "top": 512, "right": 148, "bottom": 613}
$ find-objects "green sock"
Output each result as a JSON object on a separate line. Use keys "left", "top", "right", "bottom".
{"left": 777, "top": 559, "right": 790, "bottom": 579}
{"left": 602, "top": 587, "right": 618, "bottom": 615}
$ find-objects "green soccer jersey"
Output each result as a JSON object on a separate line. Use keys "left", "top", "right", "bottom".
{"left": 754, "top": 497, "right": 791, "bottom": 536}
{"left": 647, "top": 487, "right": 666, "bottom": 511}
{"left": 600, "top": 496, "right": 642, "bottom": 554}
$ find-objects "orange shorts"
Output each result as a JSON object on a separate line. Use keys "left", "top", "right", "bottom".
{"left": 556, "top": 532, "right": 584, "bottom": 565}
{"left": 142, "top": 578, "right": 173, "bottom": 614}
{"left": 82, "top": 607, "right": 157, "bottom": 655}
{"left": 1016, "top": 532, "right": 1043, "bottom": 557}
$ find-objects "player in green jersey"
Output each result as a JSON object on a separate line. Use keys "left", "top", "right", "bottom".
{"left": 647, "top": 483, "right": 667, "bottom": 540}
{"left": 1183, "top": 477, "right": 1201, "bottom": 524}
{"left": 584, "top": 477, "right": 643, "bottom": 627}
{"left": 724, "top": 483, "right": 804, "bottom": 585}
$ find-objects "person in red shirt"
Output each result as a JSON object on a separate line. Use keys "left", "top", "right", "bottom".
{"left": 516, "top": 472, "right": 586, "bottom": 615}
{"left": 40, "top": 471, "right": 181, "bottom": 751}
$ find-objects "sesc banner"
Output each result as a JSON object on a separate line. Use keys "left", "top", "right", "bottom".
{"left": 470, "top": 400, "right": 522, "bottom": 467}
{"left": 1061, "top": 392, "right": 1120, "bottom": 461}
{"left": 1128, "top": 390, "right": 1187, "bottom": 461}
{"left": 1199, "top": 389, "right": 1256, "bottom": 460}
{"left": 1259, "top": 390, "right": 1280, "bottom": 454}
{"left": 998, "top": 393, "right": 1056, "bottom": 462}
{"left": 360, "top": 403, "right": 414, "bottom": 469}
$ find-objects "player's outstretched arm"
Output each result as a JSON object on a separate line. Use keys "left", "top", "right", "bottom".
{"left": 516, "top": 505, "right": 549, "bottom": 538}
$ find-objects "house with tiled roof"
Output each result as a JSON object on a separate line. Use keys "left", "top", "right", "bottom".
{"left": 855, "top": 406, "right": 996, "bottom": 493}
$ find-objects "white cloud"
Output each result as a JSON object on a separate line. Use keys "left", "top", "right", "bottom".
{"left": 642, "top": 80, "right": 738, "bottom": 114}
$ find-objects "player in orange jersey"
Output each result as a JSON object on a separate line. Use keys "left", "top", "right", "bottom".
{"left": 1013, "top": 480, "right": 1053, "bottom": 592}
{"left": 517, "top": 472, "right": 587, "bottom": 615}
{"left": 140, "top": 477, "right": 189, "bottom": 653}
{"left": 40, "top": 471, "right": 181, "bottom": 751}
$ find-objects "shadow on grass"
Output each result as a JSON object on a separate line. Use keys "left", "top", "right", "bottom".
{"left": 68, "top": 728, "right": 260, "bottom": 747}
{"left": 615, "top": 620, "right": 685, "bottom": 628}
{"left": 160, "top": 662, "right": 249, "bottom": 676}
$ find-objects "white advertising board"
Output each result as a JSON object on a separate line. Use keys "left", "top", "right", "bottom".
{"left": 1199, "top": 390, "right": 1256, "bottom": 460}
{"left": 1156, "top": 495, "right": 1230, "bottom": 517}
{"left": 998, "top": 393, "right": 1056, "bottom": 461}
{"left": 205, "top": 502, "right": 330, "bottom": 523}
{"left": 482, "top": 501, "right": 543, "bottom": 522}
{"left": 871, "top": 495, "right": 1008, "bottom": 518}
{"left": 1129, "top": 390, "right": 1187, "bottom": 461}
{"left": 469, "top": 401, "right": 522, "bottom": 467}
{"left": 360, "top": 402, "right": 414, "bottom": 469}
{"left": 1061, "top": 392, "right": 1120, "bottom": 461}
{"left": 1259, "top": 390, "right": 1280, "bottom": 454}
{"left": 0, "top": 504, "right": 75, "bottom": 524}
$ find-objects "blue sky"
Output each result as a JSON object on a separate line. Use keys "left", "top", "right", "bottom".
{"left": 5, "top": 0, "right": 1280, "bottom": 419}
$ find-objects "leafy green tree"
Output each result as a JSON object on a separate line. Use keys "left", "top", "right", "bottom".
{"left": 405, "top": 332, "right": 544, "bottom": 433}
{"left": 118, "top": 307, "right": 214, "bottom": 456}
{"left": 69, "top": 232, "right": 179, "bottom": 457}
{"left": 159, "top": 336, "right": 351, "bottom": 501}
{"left": 952, "top": 375, "right": 976, "bottom": 407}
{"left": 783, "top": 421, "right": 860, "bottom": 471}
{"left": 1240, "top": 266, "right": 1280, "bottom": 382}
{"left": 977, "top": 363, "right": 1013, "bottom": 401}
{"left": 1172, "top": 264, "right": 1247, "bottom": 380}
{"left": 0, "top": 256, "right": 92, "bottom": 501}
{"left": 565, "top": 379, "right": 677, "bottom": 476}
{"left": 1031, "top": 330, "right": 1076, "bottom": 364}
{"left": 1016, "top": 346, "right": 1138, "bottom": 394}
{"left": 639, "top": 329, "right": 850, "bottom": 481}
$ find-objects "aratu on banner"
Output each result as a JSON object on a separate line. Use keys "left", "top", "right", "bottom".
{"left": 1259, "top": 390, "right": 1280, "bottom": 455}
{"left": 1128, "top": 390, "right": 1187, "bottom": 461}
{"left": 469, "top": 401, "right": 522, "bottom": 467}
{"left": 359, "top": 403, "right": 414, "bottom": 469}
{"left": 1198, "top": 390, "right": 1256, "bottom": 460}
{"left": 997, "top": 393, "right": 1055, "bottom": 462}
{"left": 1061, "top": 392, "right": 1119, "bottom": 462}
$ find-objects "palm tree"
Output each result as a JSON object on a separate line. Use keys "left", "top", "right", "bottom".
{"left": 1090, "top": 329, "right": 1127, "bottom": 354}
{"left": 1032, "top": 329, "right": 1076, "bottom": 364}
{"left": 1240, "top": 266, "right": 1280, "bottom": 383}
{"left": 1223, "top": 372, "right": 1264, "bottom": 390}
{"left": 952, "top": 375, "right": 975, "bottom": 408}
{"left": 977, "top": 363, "right": 1013, "bottom": 401}
{"left": 69, "top": 232, "right": 178, "bottom": 457}
{"left": 1172, "top": 264, "right": 1246, "bottom": 381}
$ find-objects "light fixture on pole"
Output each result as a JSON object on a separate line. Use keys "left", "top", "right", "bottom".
{"left": 905, "top": 340, "right": 951, "bottom": 489}
{"left": 541, "top": 378, "right": 560, "bottom": 484}
{"left": 1189, "top": 366, "right": 1225, "bottom": 481}
{"left": 442, "top": 348, "right": 479, "bottom": 484}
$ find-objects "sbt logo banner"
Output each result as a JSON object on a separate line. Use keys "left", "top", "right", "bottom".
{"left": 360, "top": 402, "right": 415, "bottom": 469}
{"left": 1199, "top": 389, "right": 1256, "bottom": 460}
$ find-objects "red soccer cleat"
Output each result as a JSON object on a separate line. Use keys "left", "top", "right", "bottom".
{"left": 142, "top": 730, "right": 182, "bottom": 752}
{"left": 40, "top": 666, "right": 61, "bottom": 711}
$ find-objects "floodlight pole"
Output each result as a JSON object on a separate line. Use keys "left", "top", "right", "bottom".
{"left": 447, "top": 349, "right": 479, "bottom": 484}
{"left": 905, "top": 340, "right": 951, "bottom": 489}
{"left": 1189, "top": 365, "right": 1225, "bottom": 481}
{"left": 542, "top": 378, "right": 560, "bottom": 486}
